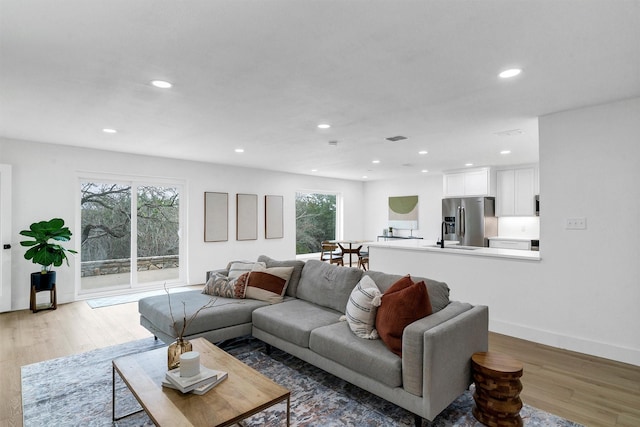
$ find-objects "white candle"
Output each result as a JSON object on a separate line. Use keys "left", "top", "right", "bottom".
{"left": 179, "top": 351, "right": 200, "bottom": 377}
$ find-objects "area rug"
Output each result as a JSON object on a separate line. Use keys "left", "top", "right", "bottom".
{"left": 22, "top": 336, "right": 583, "bottom": 426}
{"left": 86, "top": 286, "right": 194, "bottom": 308}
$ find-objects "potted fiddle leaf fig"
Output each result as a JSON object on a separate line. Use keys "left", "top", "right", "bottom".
{"left": 20, "top": 218, "right": 77, "bottom": 291}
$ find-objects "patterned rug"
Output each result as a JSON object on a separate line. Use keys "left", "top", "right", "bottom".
{"left": 22, "top": 336, "right": 583, "bottom": 426}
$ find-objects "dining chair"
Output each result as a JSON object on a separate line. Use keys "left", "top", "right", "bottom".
{"left": 320, "top": 241, "right": 344, "bottom": 266}
{"left": 358, "top": 250, "right": 369, "bottom": 271}
{"left": 337, "top": 243, "right": 363, "bottom": 268}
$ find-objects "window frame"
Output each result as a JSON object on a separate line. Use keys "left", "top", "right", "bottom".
{"left": 76, "top": 172, "right": 187, "bottom": 296}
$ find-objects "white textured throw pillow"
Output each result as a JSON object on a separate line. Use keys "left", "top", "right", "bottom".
{"left": 342, "top": 275, "right": 382, "bottom": 339}
{"left": 228, "top": 261, "right": 266, "bottom": 279}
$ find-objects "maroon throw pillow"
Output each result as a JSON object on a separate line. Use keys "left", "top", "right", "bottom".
{"left": 376, "top": 276, "right": 433, "bottom": 357}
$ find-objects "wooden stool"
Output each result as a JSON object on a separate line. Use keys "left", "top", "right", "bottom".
{"left": 471, "top": 352, "right": 523, "bottom": 427}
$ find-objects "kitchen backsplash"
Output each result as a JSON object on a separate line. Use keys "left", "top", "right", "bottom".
{"left": 498, "top": 217, "right": 540, "bottom": 238}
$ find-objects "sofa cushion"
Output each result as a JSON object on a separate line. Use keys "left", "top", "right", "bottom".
{"left": 376, "top": 276, "right": 433, "bottom": 357}
{"left": 296, "top": 259, "right": 363, "bottom": 313}
{"left": 252, "top": 299, "right": 342, "bottom": 348}
{"left": 245, "top": 266, "right": 294, "bottom": 304}
{"left": 342, "top": 275, "right": 382, "bottom": 339}
{"left": 139, "top": 290, "right": 268, "bottom": 339}
{"left": 257, "top": 255, "right": 305, "bottom": 298}
{"left": 309, "top": 322, "right": 402, "bottom": 389}
{"left": 202, "top": 272, "right": 248, "bottom": 299}
{"left": 365, "top": 270, "right": 450, "bottom": 313}
{"left": 228, "top": 261, "right": 266, "bottom": 279}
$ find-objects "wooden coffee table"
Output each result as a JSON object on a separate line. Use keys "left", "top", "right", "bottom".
{"left": 112, "top": 337, "right": 290, "bottom": 426}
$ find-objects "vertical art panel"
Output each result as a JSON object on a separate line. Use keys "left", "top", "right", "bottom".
{"left": 204, "top": 192, "right": 228, "bottom": 242}
{"left": 265, "top": 195, "right": 284, "bottom": 239}
{"left": 236, "top": 194, "right": 258, "bottom": 240}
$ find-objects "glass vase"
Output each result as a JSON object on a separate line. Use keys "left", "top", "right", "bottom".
{"left": 167, "top": 338, "right": 192, "bottom": 370}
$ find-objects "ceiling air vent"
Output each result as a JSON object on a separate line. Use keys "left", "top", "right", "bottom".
{"left": 385, "top": 135, "right": 408, "bottom": 142}
{"left": 328, "top": 140, "right": 338, "bottom": 146}
{"left": 494, "top": 129, "right": 524, "bottom": 137}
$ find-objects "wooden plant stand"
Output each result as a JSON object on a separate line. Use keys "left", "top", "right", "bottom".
{"left": 30, "top": 272, "right": 57, "bottom": 313}
{"left": 471, "top": 352, "right": 523, "bottom": 427}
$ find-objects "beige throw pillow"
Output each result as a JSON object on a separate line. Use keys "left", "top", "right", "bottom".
{"left": 245, "top": 265, "right": 294, "bottom": 304}
{"left": 342, "top": 275, "right": 382, "bottom": 339}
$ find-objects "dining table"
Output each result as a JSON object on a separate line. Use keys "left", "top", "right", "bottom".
{"left": 330, "top": 240, "right": 370, "bottom": 267}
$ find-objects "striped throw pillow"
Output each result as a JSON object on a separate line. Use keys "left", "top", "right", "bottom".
{"left": 343, "top": 275, "right": 382, "bottom": 339}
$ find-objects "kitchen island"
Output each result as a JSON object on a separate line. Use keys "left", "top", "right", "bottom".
{"left": 366, "top": 239, "right": 542, "bottom": 348}
{"left": 367, "top": 238, "right": 540, "bottom": 261}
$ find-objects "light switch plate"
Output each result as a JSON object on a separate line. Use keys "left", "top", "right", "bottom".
{"left": 566, "top": 217, "right": 587, "bottom": 230}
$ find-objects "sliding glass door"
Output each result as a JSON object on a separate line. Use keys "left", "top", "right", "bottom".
{"left": 80, "top": 179, "right": 183, "bottom": 294}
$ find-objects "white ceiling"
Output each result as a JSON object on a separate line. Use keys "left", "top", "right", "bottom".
{"left": 1, "top": 0, "right": 639, "bottom": 181}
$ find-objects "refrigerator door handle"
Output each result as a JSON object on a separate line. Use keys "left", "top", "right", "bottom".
{"left": 460, "top": 206, "right": 466, "bottom": 237}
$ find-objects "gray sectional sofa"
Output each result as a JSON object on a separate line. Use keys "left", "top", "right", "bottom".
{"left": 138, "top": 255, "right": 488, "bottom": 424}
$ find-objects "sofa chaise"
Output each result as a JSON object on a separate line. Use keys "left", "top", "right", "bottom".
{"left": 138, "top": 255, "right": 489, "bottom": 424}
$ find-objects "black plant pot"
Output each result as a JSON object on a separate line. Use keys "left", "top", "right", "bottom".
{"left": 31, "top": 271, "right": 56, "bottom": 291}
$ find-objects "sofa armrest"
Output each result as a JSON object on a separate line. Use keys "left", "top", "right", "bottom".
{"left": 402, "top": 301, "right": 474, "bottom": 396}
{"left": 421, "top": 305, "right": 489, "bottom": 420}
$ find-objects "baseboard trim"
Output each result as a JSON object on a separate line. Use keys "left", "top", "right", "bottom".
{"left": 490, "top": 318, "right": 640, "bottom": 367}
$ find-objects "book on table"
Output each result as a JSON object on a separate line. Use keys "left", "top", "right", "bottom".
{"left": 162, "top": 370, "right": 228, "bottom": 395}
{"left": 164, "top": 366, "right": 226, "bottom": 393}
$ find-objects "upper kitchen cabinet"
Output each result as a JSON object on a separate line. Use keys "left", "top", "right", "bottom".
{"left": 443, "top": 167, "right": 494, "bottom": 197}
{"left": 496, "top": 165, "right": 538, "bottom": 216}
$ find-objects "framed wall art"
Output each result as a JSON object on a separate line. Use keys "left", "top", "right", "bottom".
{"left": 236, "top": 193, "right": 258, "bottom": 240}
{"left": 204, "top": 192, "right": 228, "bottom": 242}
{"left": 388, "top": 195, "right": 419, "bottom": 230}
{"left": 265, "top": 195, "right": 284, "bottom": 239}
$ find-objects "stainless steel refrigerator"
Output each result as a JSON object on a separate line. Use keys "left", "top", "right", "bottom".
{"left": 442, "top": 197, "right": 497, "bottom": 247}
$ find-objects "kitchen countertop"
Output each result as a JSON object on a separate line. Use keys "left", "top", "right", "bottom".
{"left": 366, "top": 238, "right": 540, "bottom": 261}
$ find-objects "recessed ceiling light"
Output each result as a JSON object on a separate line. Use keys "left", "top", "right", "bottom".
{"left": 102, "top": 128, "right": 117, "bottom": 134}
{"left": 317, "top": 123, "right": 331, "bottom": 129}
{"left": 234, "top": 148, "right": 244, "bottom": 153}
{"left": 421, "top": 169, "right": 429, "bottom": 173}
{"left": 362, "top": 175, "right": 368, "bottom": 179}
{"left": 311, "top": 169, "right": 318, "bottom": 172}
{"left": 465, "top": 163, "right": 474, "bottom": 167}
{"left": 500, "top": 150, "right": 511, "bottom": 155}
{"left": 151, "top": 80, "right": 173, "bottom": 89}
{"left": 372, "top": 160, "right": 380, "bottom": 164}
{"left": 418, "top": 150, "right": 428, "bottom": 155}
{"left": 499, "top": 68, "right": 522, "bottom": 78}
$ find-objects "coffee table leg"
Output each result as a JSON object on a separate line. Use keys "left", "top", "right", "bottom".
{"left": 112, "top": 362, "right": 144, "bottom": 422}
{"left": 287, "top": 395, "right": 291, "bottom": 426}
{"left": 112, "top": 364, "right": 116, "bottom": 422}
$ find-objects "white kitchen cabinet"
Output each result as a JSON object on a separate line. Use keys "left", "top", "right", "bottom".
{"left": 496, "top": 166, "right": 537, "bottom": 216}
{"left": 443, "top": 167, "right": 492, "bottom": 197}
{"left": 489, "top": 238, "right": 531, "bottom": 250}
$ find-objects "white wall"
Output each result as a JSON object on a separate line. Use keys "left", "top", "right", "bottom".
{"left": 537, "top": 97, "right": 640, "bottom": 364}
{"left": 362, "top": 174, "right": 443, "bottom": 241}
{"left": 0, "top": 138, "right": 364, "bottom": 310}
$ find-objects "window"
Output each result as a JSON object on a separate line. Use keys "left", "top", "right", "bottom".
{"left": 295, "top": 192, "right": 340, "bottom": 255}
{"left": 80, "top": 179, "right": 183, "bottom": 293}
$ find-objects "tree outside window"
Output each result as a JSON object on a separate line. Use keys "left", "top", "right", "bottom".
{"left": 295, "top": 192, "right": 337, "bottom": 255}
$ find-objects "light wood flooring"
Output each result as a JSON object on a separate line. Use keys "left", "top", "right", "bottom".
{"left": 1, "top": 299, "right": 639, "bottom": 427}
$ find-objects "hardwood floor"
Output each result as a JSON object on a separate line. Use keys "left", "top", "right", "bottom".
{"left": 1, "top": 300, "right": 638, "bottom": 427}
